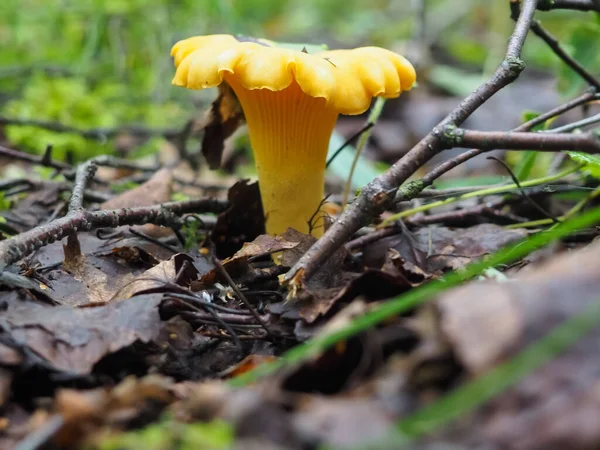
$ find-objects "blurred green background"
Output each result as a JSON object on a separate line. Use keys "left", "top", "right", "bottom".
{"left": 0, "top": 0, "right": 598, "bottom": 162}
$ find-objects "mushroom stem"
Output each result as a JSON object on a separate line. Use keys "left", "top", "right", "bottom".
{"left": 228, "top": 78, "right": 338, "bottom": 237}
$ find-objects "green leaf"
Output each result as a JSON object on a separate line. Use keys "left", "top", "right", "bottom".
{"left": 0, "top": 193, "right": 10, "bottom": 211}
{"left": 567, "top": 151, "right": 600, "bottom": 178}
{"left": 513, "top": 151, "right": 538, "bottom": 181}
{"left": 510, "top": 111, "right": 557, "bottom": 180}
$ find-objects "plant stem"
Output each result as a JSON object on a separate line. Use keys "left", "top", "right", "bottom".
{"left": 341, "top": 97, "right": 386, "bottom": 207}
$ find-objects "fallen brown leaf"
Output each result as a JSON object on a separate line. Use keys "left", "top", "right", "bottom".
{"left": 1, "top": 294, "right": 164, "bottom": 374}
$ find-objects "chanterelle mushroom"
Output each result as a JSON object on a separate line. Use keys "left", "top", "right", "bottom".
{"left": 172, "top": 35, "right": 416, "bottom": 237}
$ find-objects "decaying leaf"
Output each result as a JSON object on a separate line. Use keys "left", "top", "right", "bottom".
{"left": 60, "top": 232, "right": 125, "bottom": 305}
{"left": 111, "top": 253, "right": 197, "bottom": 300}
{"left": 0, "top": 294, "right": 165, "bottom": 374}
{"left": 201, "top": 83, "right": 245, "bottom": 170}
{"left": 226, "top": 233, "right": 300, "bottom": 263}
{"left": 364, "top": 224, "right": 528, "bottom": 273}
{"left": 202, "top": 83, "right": 244, "bottom": 170}
{"left": 211, "top": 180, "right": 265, "bottom": 258}
{"left": 298, "top": 269, "right": 415, "bottom": 324}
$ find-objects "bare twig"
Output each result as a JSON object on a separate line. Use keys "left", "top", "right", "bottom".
{"left": 166, "top": 296, "right": 243, "bottom": 349}
{"left": 537, "top": 0, "right": 600, "bottom": 12}
{"left": 0, "top": 144, "right": 71, "bottom": 171}
{"left": 346, "top": 225, "right": 402, "bottom": 251}
{"left": 438, "top": 128, "right": 600, "bottom": 153}
{"left": 0, "top": 198, "right": 228, "bottom": 270}
{"left": 486, "top": 155, "right": 559, "bottom": 222}
{"left": 211, "top": 256, "right": 273, "bottom": 338}
{"left": 326, "top": 122, "right": 374, "bottom": 168}
{"left": 546, "top": 112, "right": 600, "bottom": 133}
{"left": 520, "top": 89, "right": 599, "bottom": 130}
{"left": 519, "top": 3, "right": 600, "bottom": 90}
{"left": 405, "top": 199, "right": 529, "bottom": 226}
{"left": 283, "top": 0, "right": 539, "bottom": 287}
{"left": 413, "top": 182, "right": 579, "bottom": 199}
{"left": 68, "top": 159, "right": 98, "bottom": 212}
{"left": 410, "top": 20, "right": 600, "bottom": 193}
{"left": 65, "top": 155, "right": 158, "bottom": 212}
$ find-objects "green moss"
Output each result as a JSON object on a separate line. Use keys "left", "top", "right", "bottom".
{"left": 95, "top": 419, "right": 234, "bottom": 450}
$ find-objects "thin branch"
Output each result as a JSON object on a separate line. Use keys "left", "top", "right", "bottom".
{"left": 211, "top": 256, "right": 272, "bottom": 338}
{"left": 0, "top": 198, "right": 228, "bottom": 271}
{"left": 546, "top": 112, "right": 600, "bottom": 133}
{"left": 522, "top": 9, "right": 600, "bottom": 90}
{"left": 346, "top": 225, "right": 402, "bottom": 251}
{"left": 326, "top": 122, "right": 374, "bottom": 168}
{"left": 68, "top": 159, "right": 98, "bottom": 212}
{"left": 0, "top": 144, "right": 71, "bottom": 171}
{"left": 537, "top": 0, "right": 600, "bottom": 12}
{"left": 405, "top": 199, "right": 529, "bottom": 226}
{"left": 439, "top": 128, "right": 600, "bottom": 153}
{"left": 520, "top": 90, "right": 599, "bottom": 130}
{"left": 283, "top": 0, "right": 539, "bottom": 288}
{"left": 486, "top": 155, "right": 559, "bottom": 223}
{"left": 414, "top": 182, "right": 580, "bottom": 199}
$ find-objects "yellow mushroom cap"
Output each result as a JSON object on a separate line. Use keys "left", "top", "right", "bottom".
{"left": 171, "top": 34, "right": 416, "bottom": 115}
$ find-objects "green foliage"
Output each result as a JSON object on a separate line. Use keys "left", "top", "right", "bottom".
{"left": 181, "top": 216, "right": 206, "bottom": 252}
{"left": 558, "top": 20, "right": 600, "bottom": 96}
{"left": 508, "top": 111, "right": 557, "bottom": 181}
{"left": 0, "top": 193, "right": 11, "bottom": 212}
{"left": 3, "top": 75, "right": 184, "bottom": 160}
{"left": 96, "top": 418, "right": 234, "bottom": 450}
{"left": 567, "top": 151, "right": 600, "bottom": 178}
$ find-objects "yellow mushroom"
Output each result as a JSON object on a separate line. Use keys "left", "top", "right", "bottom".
{"left": 171, "top": 35, "right": 416, "bottom": 237}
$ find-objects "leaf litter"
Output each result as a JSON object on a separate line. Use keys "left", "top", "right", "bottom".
{"left": 2, "top": 130, "right": 600, "bottom": 450}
